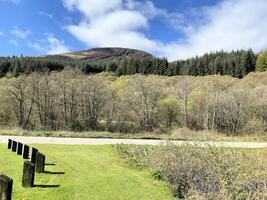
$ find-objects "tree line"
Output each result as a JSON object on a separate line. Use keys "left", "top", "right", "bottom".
{"left": 0, "top": 49, "right": 260, "bottom": 78}
{"left": 0, "top": 70, "right": 266, "bottom": 135}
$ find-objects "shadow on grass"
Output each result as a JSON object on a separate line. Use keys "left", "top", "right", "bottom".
{"left": 34, "top": 184, "right": 60, "bottom": 188}
{"left": 44, "top": 170, "right": 65, "bottom": 175}
{"left": 45, "top": 163, "right": 56, "bottom": 166}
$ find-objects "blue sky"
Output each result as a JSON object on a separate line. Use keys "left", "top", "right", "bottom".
{"left": 0, "top": 0, "right": 267, "bottom": 60}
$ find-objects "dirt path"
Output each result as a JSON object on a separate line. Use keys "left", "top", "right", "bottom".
{"left": 0, "top": 135, "right": 266, "bottom": 148}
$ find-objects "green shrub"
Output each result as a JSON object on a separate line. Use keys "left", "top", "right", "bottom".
{"left": 151, "top": 144, "right": 267, "bottom": 199}
{"left": 115, "top": 144, "right": 154, "bottom": 168}
{"left": 242, "top": 118, "right": 265, "bottom": 134}
{"left": 256, "top": 50, "right": 267, "bottom": 72}
{"left": 117, "top": 143, "right": 267, "bottom": 199}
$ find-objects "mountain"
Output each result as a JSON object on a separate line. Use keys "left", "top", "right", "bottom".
{"left": 58, "top": 47, "right": 153, "bottom": 61}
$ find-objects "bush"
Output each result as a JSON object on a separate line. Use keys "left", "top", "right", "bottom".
{"left": 151, "top": 144, "right": 267, "bottom": 199}
{"left": 115, "top": 144, "right": 154, "bottom": 168}
{"left": 117, "top": 143, "right": 267, "bottom": 199}
{"left": 256, "top": 50, "right": 267, "bottom": 72}
{"left": 242, "top": 118, "right": 265, "bottom": 134}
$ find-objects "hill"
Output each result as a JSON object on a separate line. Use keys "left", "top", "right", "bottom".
{"left": 58, "top": 47, "right": 153, "bottom": 61}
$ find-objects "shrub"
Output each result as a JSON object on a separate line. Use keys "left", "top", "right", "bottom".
{"left": 256, "top": 50, "right": 267, "bottom": 72}
{"left": 150, "top": 144, "right": 267, "bottom": 199}
{"left": 242, "top": 118, "right": 265, "bottom": 134}
{"left": 117, "top": 143, "right": 267, "bottom": 199}
{"left": 115, "top": 144, "right": 154, "bottom": 168}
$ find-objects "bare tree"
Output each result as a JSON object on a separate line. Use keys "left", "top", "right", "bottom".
{"left": 215, "top": 90, "right": 249, "bottom": 134}
{"left": 104, "top": 87, "right": 118, "bottom": 131}
{"left": 253, "top": 87, "right": 267, "bottom": 127}
{"left": 174, "top": 78, "right": 194, "bottom": 127}
{"left": 202, "top": 91, "right": 220, "bottom": 131}
{"left": 80, "top": 76, "right": 106, "bottom": 130}
{"left": 55, "top": 70, "right": 82, "bottom": 130}
{"left": 124, "top": 76, "right": 164, "bottom": 131}
{"left": 6, "top": 76, "right": 34, "bottom": 129}
{"left": 32, "top": 73, "right": 57, "bottom": 130}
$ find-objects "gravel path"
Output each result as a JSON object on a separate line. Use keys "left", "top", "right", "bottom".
{"left": 0, "top": 136, "right": 266, "bottom": 148}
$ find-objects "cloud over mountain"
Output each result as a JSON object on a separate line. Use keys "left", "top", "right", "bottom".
{"left": 63, "top": 0, "right": 267, "bottom": 61}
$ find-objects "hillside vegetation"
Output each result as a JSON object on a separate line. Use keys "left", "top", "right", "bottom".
{"left": 59, "top": 47, "right": 153, "bottom": 60}
{"left": 256, "top": 50, "right": 267, "bottom": 72}
{"left": 0, "top": 70, "right": 266, "bottom": 136}
{"left": 0, "top": 49, "right": 259, "bottom": 78}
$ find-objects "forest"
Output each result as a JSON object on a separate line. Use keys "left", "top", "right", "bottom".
{"left": 0, "top": 49, "right": 266, "bottom": 136}
{"left": 0, "top": 49, "right": 260, "bottom": 78}
{"left": 0, "top": 70, "right": 266, "bottom": 135}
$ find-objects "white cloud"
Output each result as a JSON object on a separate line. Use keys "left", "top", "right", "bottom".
{"left": 28, "top": 41, "right": 45, "bottom": 52}
{"left": 37, "top": 11, "right": 53, "bottom": 20}
{"left": 0, "top": 32, "right": 4, "bottom": 36}
{"left": 9, "top": 39, "right": 19, "bottom": 46}
{"left": 161, "top": 0, "right": 267, "bottom": 60}
{"left": 63, "top": 0, "right": 267, "bottom": 61}
{"left": 125, "top": 0, "right": 164, "bottom": 19}
{"left": 67, "top": 10, "right": 154, "bottom": 50}
{"left": 63, "top": 0, "right": 159, "bottom": 52}
{"left": 63, "top": 0, "right": 122, "bottom": 18}
{"left": 10, "top": 27, "right": 31, "bottom": 39}
{"left": 46, "top": 34, "right": 70, "bottom": 54}
{"left": 28, "top": 34, "right": 70, "bottom": 55}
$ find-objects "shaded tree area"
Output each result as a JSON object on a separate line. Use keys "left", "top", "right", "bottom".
{"left": 167, "top": 49, "right": 256, "bottom": 78}
{"left": 0, "top": 70, "right": 266, "bottom": 135}
{"left": 0, "top": 56, "right": 108, "bottom": 77}
{"left": 0, "top": 49, "right": 257, "bottom": 78}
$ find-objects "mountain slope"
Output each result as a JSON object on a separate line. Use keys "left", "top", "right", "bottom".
{"left": 59, "top": 47, "right": 153, "bottom": 61}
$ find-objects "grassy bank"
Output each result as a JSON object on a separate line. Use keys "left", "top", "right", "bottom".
{"left": 0, "top": 144, "right": 174, "bottom": 200}
{"left": 0, "top": 128, "right": 266, "bottom": 142}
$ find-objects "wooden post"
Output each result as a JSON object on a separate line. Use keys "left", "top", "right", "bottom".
{"left": 11, "top": 141, "right": 17, "bottom": 152}
{"left": 36, "top": 152, "right": 45, "bottom": 173}
{"left": 17, "top": 142, "right": 23, "bottom": 155}
{"left": 0, "top": 174, "right": 13, "bottom": 200}
{"left": 31, "top": 148, "right": 38, "bottom": 164}
{"left": 23, "top": 145, "right": 30, "bottom": 159}
{"left": 22, "top": 161, "right": 35, "bottom": 188}
{"left": 7, "top": 139, "right": 12, "bottom": 149}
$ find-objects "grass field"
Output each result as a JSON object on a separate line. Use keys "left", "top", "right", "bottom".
{"left": 0, "top": 144, "right": 174, "bottom": 200}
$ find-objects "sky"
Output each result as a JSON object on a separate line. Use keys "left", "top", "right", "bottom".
{"left": 0, "top": 0, "right": 267, "bottom": 61}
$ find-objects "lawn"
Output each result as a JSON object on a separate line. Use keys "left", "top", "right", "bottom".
{"left": 0, "top": 144, "right": 174, "bottom": 200}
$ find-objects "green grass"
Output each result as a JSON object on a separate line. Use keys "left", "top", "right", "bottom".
{"left": 240, "top": 148, "right": 267, "bottom": 166}
{"left": 1, "top": 128, "right": 266, "bottom": 142}
{"left": 0, "top": 144, "right": 174, "bottom": 200}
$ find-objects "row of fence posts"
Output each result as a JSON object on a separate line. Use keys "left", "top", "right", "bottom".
{"left": 0, "top": 139, "right": 46, "bottom": 200}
